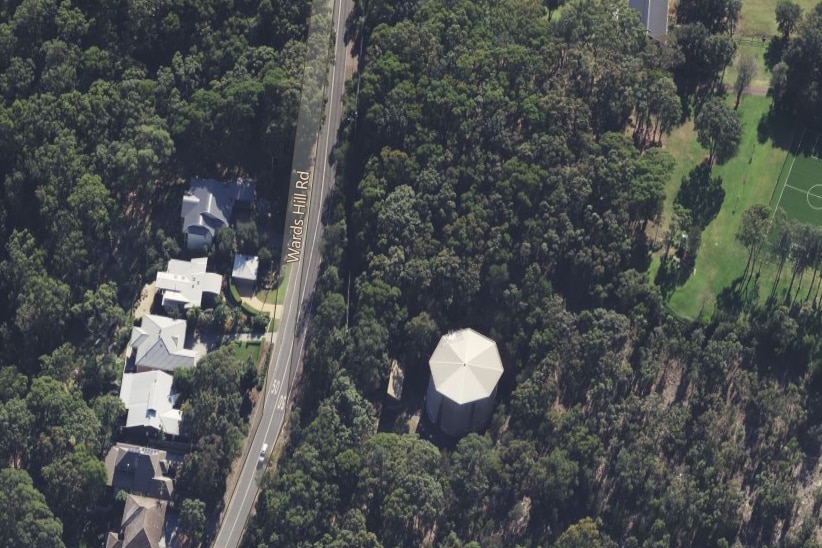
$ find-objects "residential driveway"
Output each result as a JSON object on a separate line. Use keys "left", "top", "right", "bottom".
{"left": 235, "top": 278, "right": 280, "bottom": 317}
{"left": 133, "top": 283, "right": 157, "bottom": 320}
{"left": 240, "top": 295, "right": 282, "bottom": 318}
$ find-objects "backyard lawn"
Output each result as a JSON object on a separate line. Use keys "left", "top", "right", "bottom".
{"left": 651, "top": 95, "right": 795, "bottom": 319}
{"left": 231, "top": 340, "right": 263, "bottom": 365}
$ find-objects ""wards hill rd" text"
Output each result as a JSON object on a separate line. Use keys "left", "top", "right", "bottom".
{"left": 285, "top": 170, "right": 310, "bottom": 263}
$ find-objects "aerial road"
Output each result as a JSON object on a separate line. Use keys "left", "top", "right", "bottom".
{"left": 211, "top": 0, "right": 353, "bottom": 545}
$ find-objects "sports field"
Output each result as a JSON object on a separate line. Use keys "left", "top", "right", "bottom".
{"left": 771, "top": 130, "right": 822, "bottom": 226}
{"left": 649, "top": 96, "right": 796, "bottom": 319}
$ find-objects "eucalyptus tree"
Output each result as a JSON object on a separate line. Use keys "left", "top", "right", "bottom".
{"left": 736, "top": 204, "right": 772, "bottom": 283}
{"left": 0, "top": 468, "right": 65, "bottom": 548}
{"left": 695, "top": 98, "right": 742, "bottom": 164}
{"left": 776, "top": 0, "right": 803, "bottom": 38}
{"left": 734, "top": 52, "right": 758, "bottom": 109}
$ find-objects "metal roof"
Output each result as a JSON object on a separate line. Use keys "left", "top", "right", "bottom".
{"left": 120, "top": 371, "right": 181, "bottom": 436}
{"left": 128, "top": 315, "right": 198, "bottom": 372}
{"left": 180, "top": 178, "right": 256, "bottom": 241}
{"left": 628, "top": 0, "right": 669, "bottom": 38}
{"left": 155, "top": 258, "right": 222, "bottom": 309}
{"left": 429, "top": 328, "right": 503, "bottom": 405}
{"left": 232, "top": 254, "right": 259, "bottom": 282}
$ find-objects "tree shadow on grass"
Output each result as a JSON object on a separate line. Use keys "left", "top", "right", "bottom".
{"left": 654, "top": 254, "right": 694, "bottom": 300}
{"left": 714, "top": 273, "right": 761, "bottom": 320}
{"left": 757, "top": 109, "right": 794, "bottom": 149}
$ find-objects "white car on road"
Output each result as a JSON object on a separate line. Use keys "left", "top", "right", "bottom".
{"left": 259, "top": 444, "right": 268, "bottom": 465}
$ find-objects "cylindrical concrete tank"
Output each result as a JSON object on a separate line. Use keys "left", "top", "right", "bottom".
{"left": 424, "top": 329, "right": 503, "bottom": 438}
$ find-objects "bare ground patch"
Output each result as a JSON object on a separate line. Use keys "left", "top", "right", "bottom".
{"left": 787, "top": 456, "right": 822, "bottom": 543}
{"left": 653, "top": 358, "right": 685, "bottom": 406}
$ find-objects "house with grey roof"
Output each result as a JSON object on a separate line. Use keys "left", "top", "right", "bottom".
{"left": 232, "top": 253, "right": 259, "bottom": 294}
{"left": 181, "top": 177, "right": 255, "bottom": 251}
{"left": 154, "top": 257, "right": 223, "bottom": 312}
{"left": 119, "top": 371, "right": 181, "bottom": 437}
{"left": 106, "top": 494, "right": 168, "bottom": 548}
{"left": 126, "top": 315, "right": 198, "bottom": 373}
{"left": 104, "top": 443, "right": 174, "bottom": 500}
{"left": 628, "top": 0, "right": 669, "bottom": 38}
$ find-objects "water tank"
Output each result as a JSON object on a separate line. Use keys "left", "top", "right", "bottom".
{"left": 424, "top": 329, "right": 503, "bottom": 438}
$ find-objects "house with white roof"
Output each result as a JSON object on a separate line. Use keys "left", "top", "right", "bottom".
{"left": 181, "top": 178, "right": 255, "bottom": 251}
{"left": 120, "top": 371, "right": 181, "bottom": 437}
{"left": 126, "top": 315, "right": 198, "bottom": 373}
{"left": 154, "top": 257, "right": 222, "bottom": 312}
{"left": 232, "top": 253, "right": 259, "bottom": 294}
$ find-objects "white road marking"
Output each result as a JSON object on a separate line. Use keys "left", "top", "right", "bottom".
{"left": 216, "top": 0, "right": 349, "bottom": 545}
{"left": 221, "top": 270, "right": 301, "bottom": 543}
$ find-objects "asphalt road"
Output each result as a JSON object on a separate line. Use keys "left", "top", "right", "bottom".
{"left": 210, "top": 0, "right": 352, "bottom": 545}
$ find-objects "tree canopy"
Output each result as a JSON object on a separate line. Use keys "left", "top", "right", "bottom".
{"left": 695, "top": 98, "right": 742, "bottom": 163}
{"left": 245, "top": 0, "right": 822, "bottom": 545}
{"left": 0, "top": 0, "right": 311, "bottom": 544}
{"left": 775, "top": 3, "right": 822, "bottom": 121}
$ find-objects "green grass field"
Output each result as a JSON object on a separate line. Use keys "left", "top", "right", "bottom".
{"left": 651, "top": 96, "right": 795, "bottom": 319}
{"left": 771, "top": 130, "right": 822, "bottom": 226}
{"left": 722, "top": 43, "right": 771, "bottom": 91}
{"left": 739, "top": 0, "right": 819, "bottom": 36}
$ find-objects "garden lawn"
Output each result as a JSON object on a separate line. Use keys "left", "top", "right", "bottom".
{"left": 254, "top": 263, "right": 291, "bottom": 306}
{"left": 653, "top": 95, "right": 794, "bottom": 319}
{"left": 739, "top": 0, "right": 818, "bottom": 37}
{"left": 231, "top": 340, "right": 262, "bottom": 365}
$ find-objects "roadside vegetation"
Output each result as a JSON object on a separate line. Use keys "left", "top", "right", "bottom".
{"left": 0, "top": 1, "right": 310, "bottom": 546}
{"left": 244, "top": 0, "right": 822, "bottom": 546}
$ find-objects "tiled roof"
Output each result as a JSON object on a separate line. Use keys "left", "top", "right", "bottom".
{"left": 118, "top": 494, "right": 167, "bottom": 548}
{"left": 104, "top": 443, "right": 174, "bottom": 500}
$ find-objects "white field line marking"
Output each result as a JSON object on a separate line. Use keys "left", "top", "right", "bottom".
{"left": 775, "top": 128, "right": 807, "bottom": 217}
{"left": 784, "top": 183, "right": 822, "bottom": 199}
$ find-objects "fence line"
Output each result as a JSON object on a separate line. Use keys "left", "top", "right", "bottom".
{"left": 733, "top": 36, "right": 769, "bottom": 48}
